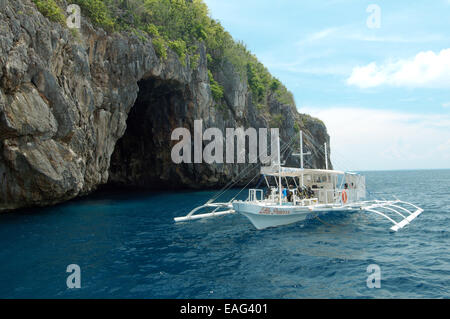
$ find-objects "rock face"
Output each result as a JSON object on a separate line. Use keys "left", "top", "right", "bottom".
{"left": 0, "top": 0, "right": 331, "bottom": 211}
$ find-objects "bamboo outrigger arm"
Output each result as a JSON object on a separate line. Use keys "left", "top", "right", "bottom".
{"left": 174, "top": 202, "right": 235, "bottom": 222}
{"left": 361, "top": 200, "right": 424, "bottom": 232}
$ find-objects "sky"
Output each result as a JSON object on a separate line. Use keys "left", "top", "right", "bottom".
{"left": 203, "top": 0, "right": 450, "bottom": 171}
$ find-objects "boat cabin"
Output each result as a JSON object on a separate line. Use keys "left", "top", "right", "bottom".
{"left": 259, "top": 166, "right": 366, "bottom": 206}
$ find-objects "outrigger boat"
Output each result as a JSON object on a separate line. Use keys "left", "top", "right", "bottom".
{"left": 175, "top": 131, "right": 424, "bottom": 231}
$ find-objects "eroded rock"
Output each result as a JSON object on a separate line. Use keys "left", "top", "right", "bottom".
{"left": 0, "top": 0, "right": 331, "bottom": 211}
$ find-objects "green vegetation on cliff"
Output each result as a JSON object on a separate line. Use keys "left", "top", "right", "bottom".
{"left": 208, "top": 70, "right": 224, "bottom": 101}
{"left": 33, "top": 0, "right": 65, "bottom": 23}
{"left": 34, "top": 0, "right": 295, "bottom": 106}
{"left": 71, "top": 0, "right": 116, "bottom": 31}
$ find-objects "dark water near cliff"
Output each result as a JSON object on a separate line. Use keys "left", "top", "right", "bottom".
{"left": 0, "top": 170, "right": 449, "bottom": 298}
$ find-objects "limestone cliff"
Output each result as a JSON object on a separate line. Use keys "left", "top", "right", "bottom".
{"left": 0, "top": 0, "right": 331, "bottom": 211}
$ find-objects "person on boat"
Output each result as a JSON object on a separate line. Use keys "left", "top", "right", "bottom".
{"left": 306, "top": 186, "right": 314, "bottom": 198}
{"left": 287, "top": 185, "right": 294, "bottom": 202}
{"left": 344, "top": 183, "right": 348, "bottom": 189}
{"left": 282, "top": 187, "right": 287, "bottom": 199}
{"left": 265, "top": 187, "right": 272, "bottom": 199}
{"left": 297, "top": 186, "right": 304, "bottom": 199}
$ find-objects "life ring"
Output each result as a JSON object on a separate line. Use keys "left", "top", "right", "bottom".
{"left": 342, "top": 190, "right": 348, "bottom": 204}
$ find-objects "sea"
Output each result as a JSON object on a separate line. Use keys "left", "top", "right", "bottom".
{"left": 0, "top": 169, "right": 448, "bottom": 298}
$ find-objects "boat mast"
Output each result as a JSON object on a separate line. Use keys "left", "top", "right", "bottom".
{"left": 300, "top": 131, "right": 304, "bottom": 169}
{"left": 293, "top": 130, "right": 311, "bottom": 187}
{"left": 324, "top": 142, "right": 328, "bottom": 170}
{"left": 300, "top": 131, "right": 304, "bottom": 187}
{"left": 278, "top": 135, "right": 282, "bottom": 205}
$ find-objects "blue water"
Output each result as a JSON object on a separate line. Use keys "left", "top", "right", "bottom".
{"left": 0, "top": 170, "right": 449, "bottom": 298}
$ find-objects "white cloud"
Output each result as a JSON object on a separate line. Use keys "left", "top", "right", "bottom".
{"left": 300, "top": 28, "right": 339, "bottom": 44}
{"left": 345, "top": 33, "right": 445, "bottom": 43}
{"left": 298, "top": 26, "right": 445, "bottom": 46}
{"left": 347, "top": 49, "right": 450, "bottom": 88}
{"left": 443, "top": 102, "right": 450, "bottom": 108}
{"left": 299, "top": 106, "right": 450, "bottom": 170}
{"left": 438, "top": 139, "right": 450, "bottom": 152}
{"left": 259, "top": 49, "right": 352, "bottom": 76}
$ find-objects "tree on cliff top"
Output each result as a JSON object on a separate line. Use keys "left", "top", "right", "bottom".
{"left": 34, "top": 0, "right": 295, "bottom": 106}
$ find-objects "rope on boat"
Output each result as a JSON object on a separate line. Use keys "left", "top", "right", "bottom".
{"left": 229, "top": 170, "right": 262, "bottom": 202}
{"left": 206, "top": 131, "right": 301, "bottom": 205}
{"left": 207, "top": 128, "right": 332, "bottom": 206}
{"left": 301, "top": 130, "right": 383, "bottom": 202}
{"left": 314, "top": 215, "right": 352, "bottom": 227}
{"left": 204, "top": 126, "right": 382, "bottom": 206}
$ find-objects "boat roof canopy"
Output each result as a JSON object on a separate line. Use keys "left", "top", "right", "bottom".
{"left": 261, "top": 166, "right": 345, "bottom": 177}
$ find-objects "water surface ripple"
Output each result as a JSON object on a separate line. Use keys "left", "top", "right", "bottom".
{"left": 0, "top": 170, "right": 449, "bottom": 298}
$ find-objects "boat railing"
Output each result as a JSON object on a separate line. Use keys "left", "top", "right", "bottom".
{"left": 311, "top": 189, "right": 336, "bottom": 204}
{"left": 248, "top": 189, "right": 264, "bottom": 202}
{"left": 331, "top": 189, "right": 361, "bottom": 205}
{"left": 248, "top": 187, "right": 365, "bottom": 207}
{"left": 297, "top": 198, "right": 319, "bottom": 206}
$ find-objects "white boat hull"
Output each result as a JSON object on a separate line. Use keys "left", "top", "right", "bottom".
{"left": 175, "top": 196, "right": 423, "bottom": 232}
{"left": 232, "top": 201, "right": 315, "bottom": 230}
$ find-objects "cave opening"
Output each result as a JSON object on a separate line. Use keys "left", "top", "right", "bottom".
{"left": 107, "top": 76, "right": 190, "bottom": 190}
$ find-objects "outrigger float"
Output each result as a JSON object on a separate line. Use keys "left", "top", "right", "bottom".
{"left": 175, "top": 131, "right": 424, "bottom": 231}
